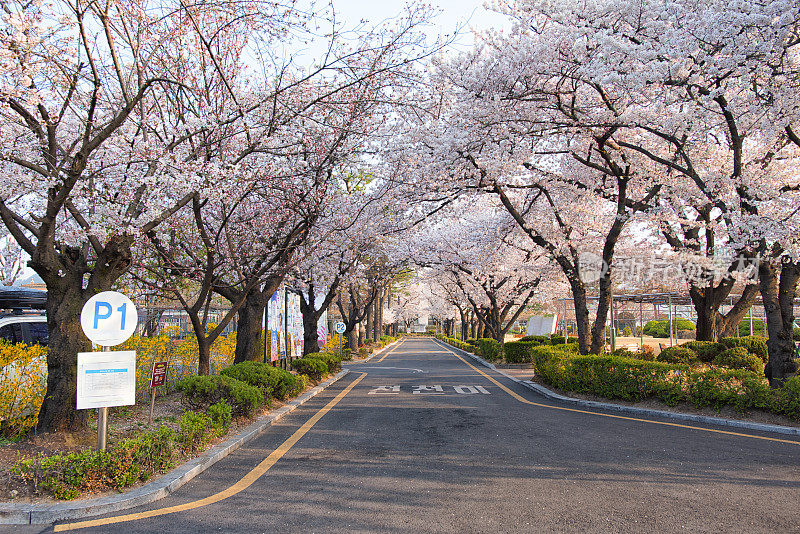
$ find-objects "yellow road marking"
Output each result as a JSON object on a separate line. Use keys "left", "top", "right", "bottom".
{"left": 438, "top": 343, "right": 800, "bottom": 447}
{"left": 375, "top": 338, "right": 404, "bottom": 363}
{"left": 55, "top": 373, "right": 368, "bottom": 532}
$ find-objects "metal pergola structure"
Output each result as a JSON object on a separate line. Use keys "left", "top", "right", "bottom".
{"left": 556, "top": 292, "right": 800, "bottom": 352}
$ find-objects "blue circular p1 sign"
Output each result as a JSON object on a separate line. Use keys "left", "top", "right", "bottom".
{"left": 80, "top": 291, "right": 138, "bottom": 346}
{"left": 334, "top": 322, "right": 346, "bottom": 334}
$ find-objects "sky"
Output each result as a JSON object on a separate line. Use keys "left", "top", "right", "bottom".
{"left": 321, "top": 0, "right": 512, "bottom": 50}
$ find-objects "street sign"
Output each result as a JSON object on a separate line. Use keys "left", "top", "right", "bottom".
{"left": 334, "top": 322, "right": 346, "bottom": 334}
{"left": 148, "top": 361, "right": 168, "bottom": 425}
{"left": 76, "top": 351, "right": 136, "bottom": 410}
{"left": 150, "top": 361, "right": 168, "bottom": 388}
{"left": 80, "top": 291, "right": 138, "bottom": 346}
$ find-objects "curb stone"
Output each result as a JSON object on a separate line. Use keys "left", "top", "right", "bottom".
{"left": 0, "top": 369, "right": 351, "bottom": 525}
{"left": 433, "top": 339, "right": 800, "bottom": 438}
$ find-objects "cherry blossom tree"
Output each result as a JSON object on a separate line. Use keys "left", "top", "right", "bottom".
{"left": 484, "top": 0, "right": 800, "bottom": 381}
{"left": 0, "top": 0, "right": 294, "bottom": 430}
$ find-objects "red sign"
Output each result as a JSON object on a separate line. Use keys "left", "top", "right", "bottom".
{"left": 150, "top": 361, "right": 167, "bottom": 388}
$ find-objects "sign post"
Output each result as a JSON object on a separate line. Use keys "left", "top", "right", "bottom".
{"left": 148, "top": 361, "right": 167, "bottom": 426}
{"left": 79, "top": 291, "right": 138, "bottom": 451}
{"left": 334, "top": 322, "right": 346, "bottom": 357}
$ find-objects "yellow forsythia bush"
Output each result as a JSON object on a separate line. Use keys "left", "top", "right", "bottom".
{"left": 323, "top": 334, "right": 344, "bottom": 353}
{"left": 0, "top": 339, "right": 47, "bottom": 436}
{"left": 122, "top": 326, "right": 237, "bottom": 399}
{"left": 0, "top": 326, "right": 239, "bottom": 435}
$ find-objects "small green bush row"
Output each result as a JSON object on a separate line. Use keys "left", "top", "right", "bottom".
{"left": 654, "top": 337, "right": 768, "bottom": 372}
{"left": 531, "top": 345, "right": 800, "bottom": 419}
{"left": 439, "top": 336, "right": 475, "bottom": 353}
{"left": 643, "top": 319, "right": 696, "bottom": 338}
{"left": 476, "top": 338, "right": 502, "bottom": 361}
{"left": 291, "top": 357, "right": 328, "bottom": 381}
{"left": 305, "top": 352, "right": 342, "bottom": 373}
{"left": 12, "top": 400, "right": 233, "bottom": 500}
{"left": 220, "top": 361, "right": 302, "bottom": 401}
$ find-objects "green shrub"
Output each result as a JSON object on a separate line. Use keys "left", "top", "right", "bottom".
{"left": 220, "top": 362, "right": 299, "bottom": 402}
{"left": 550, "top": 335, "right": 565, "bottom": 345}
{"left": 643, "top": 319, "right": 696, "bottom": 338}
{"left": 178, "top": 410, "right": 213, "bottom": 453}
{"left": 622, "top": 326, "right": 632, "bottom": 336}
{"left": 11, "top": 425, "right": 181, "bottom": 499}
{"left": 503, "top": 341, "right": 538, "bottom": 364}
{"left": 564, "top": 355, "right": 687, "bottom": 405}
{"left": 738, "top": 319, "right": 766, "bottom": 337}
{"left": 719, "top": 336, "right": 768, "bottom": 362}
{"left": 207, "top": 400, "right": 232, "bottom": 436}
{"left": 639, "top": 345, "right": 655, "bottom": 361}
{"left": 178, "top": 374, "right": 262, "bottom": 416}
{"left": 340, "top": 348, "right": 353, "bottom": 360}
{"left": 520, "top": 335, "right": 549, "bottom": 344}
{"left": 476, "top": 338, "right": 502, "bottom": 361}
{"left": 611, "top": 348, "right": 635, "bottom": 358}
{"left": 656, "top": 346, "right": 699, "bottom": 366}
{"left": 358, "top": 347, "right": 371, "bottom": 357}
{"left": 686, "top": 368, "right": 772, "bottom": 412}
{"left": 291, "top": 357, "right": 328, "bottom": 381}
{"left": 305, "top": 352, "right": 342, "bottom": 373}
{"left": 776, "top": 376, "right": 800, "bottom": 420}
{"left": 681, "top": 341, "right": 724, "bottom": 363}
{"left": 713, "top": 347, "right": 764, "bottom": 373}
{"left": 794, "top": 328, "right": 800, "bottom": 341}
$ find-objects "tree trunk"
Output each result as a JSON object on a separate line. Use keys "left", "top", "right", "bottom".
{"left": 348, "top": 328, "right": 358, "bottom": 351}
{"left": 366, "top": 304, "right": 374, "bottom": 344}
{"left": 233, "top": 295, "right": 266, "bottom": 363}
{"left": 691, "top": 283, "right": 758, "bottom": 341}
{"left": 377, "top": 292, "right": 385, "bottom": 339}
{"left": 567, "top": 278, "right": 592, "bottom": 355}
{"left": 33, "top": 235, "right": 133, "bottom": 433}
{"left": 357, "top": 323, "right": 365, "bottom": 347}
{"left": 590, "top": 280, "right": 610, "bottom": 355}
{"left": 36, "top": 283, "right": 92, "bottom": 432}
{"left": 759, "top": 260, "right": 799, "bottom": 387}
{"left": 198, "top": 338, "right": 212, "bottom": 376}
{"left": 470, "top": 318, "right": 476, "bottom": 339}
{"left": 303, "top": 311, "right": 320, "bottom": 355}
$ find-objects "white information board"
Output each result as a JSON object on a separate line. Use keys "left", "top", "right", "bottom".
{"left": 76, "top": 351, "right": 136, "bottom": 409}
{"left": 80, "top": 291, "right": 138, "bottom": 346}
{"left": 526, "top": 315, "right": 559, "bottom": 336}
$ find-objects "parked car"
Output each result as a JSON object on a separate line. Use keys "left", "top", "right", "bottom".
{"left": 0, "top": 286, "right": 48, "bottom": 346}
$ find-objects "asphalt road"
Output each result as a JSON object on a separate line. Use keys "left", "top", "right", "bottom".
{"left": 12, "top": 337, "right": 800, "bottom": 533}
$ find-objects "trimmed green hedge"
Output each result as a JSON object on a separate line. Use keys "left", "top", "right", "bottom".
{"left": 680, "top": 341, "right": 723, "bottom": 363}
{"left": 305, "top": 352, "right": 342, "bottom": 373}
{"left": 177, "top": 375, "right": 262, "bottom": 416}
{"left": 643, "top": 319, "right": 696, "bottom": 338}
{"left": 719, "top": 336, "right": 768, "bottom": 362}
{"left": 476, "top": 338, "right": 502, "bottom": 361}
{"left": 220, "top": 361, "right": 300, "bottom": 401}
{"left": 713, "top": 347, "right": 763, "bottom": 373}
{"left": 291, "top": 357, "right": 328, "bottom": 381}
{"left": 656, "top": 346, "right": 699, "bottom": 366}
{"left": 530, "top": 345, "right": 800, "bottom": 419}
{"left": 504, "top": 341, "right": 538, "bottom": 363}
{"left": 520, "top": 335, "right": 550, "bottom": 344}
